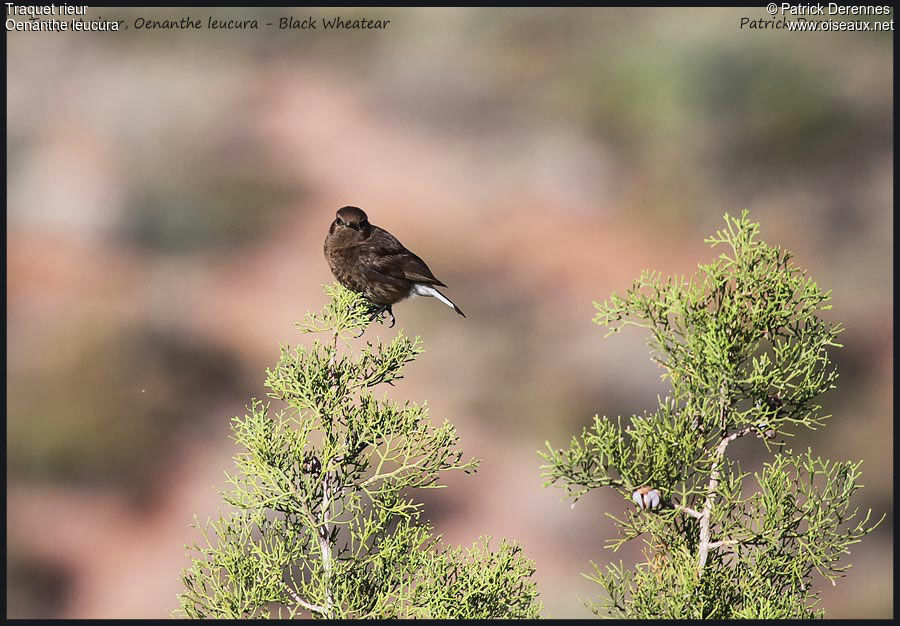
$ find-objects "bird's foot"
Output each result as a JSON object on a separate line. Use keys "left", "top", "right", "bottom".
{"left": 367, "top": 305, "right": 389, "bottom": 324}
{"left": 356, "top": 306, "right": 385, "bottom": 338}
{"left": 360, "top": 305, "right": 396, "bottom": 332}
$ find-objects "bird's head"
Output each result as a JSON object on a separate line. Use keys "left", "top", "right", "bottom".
{"left": 329, "top": 206, "right": 372, "bottom": 241}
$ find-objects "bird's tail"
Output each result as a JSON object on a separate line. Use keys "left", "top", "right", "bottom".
{"left": 414, "top": 284, "right": 466, "bottom": 317}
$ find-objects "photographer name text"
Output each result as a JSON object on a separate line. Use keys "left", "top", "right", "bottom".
{"left": 743, "top": 3, "right": 893, "bottom": 30}
{"left": 772, "top": 3, "right": 891, "bottom": 16}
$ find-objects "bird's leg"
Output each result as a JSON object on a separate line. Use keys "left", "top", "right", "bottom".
{"left": 367, "top": 305, "right": 389, "bottom": 324}
{"left": 386, "top": 306, "right": 395, "bottom": 328}
{"left": 355, "top": 305, "right": 385, "bottom": 338}
{"left": 357, "top": 305, "right": 396, "bottom": 335}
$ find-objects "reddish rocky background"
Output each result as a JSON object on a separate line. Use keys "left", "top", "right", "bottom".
{"left": 7, "top": 7, "right": 892, "bottom": 618}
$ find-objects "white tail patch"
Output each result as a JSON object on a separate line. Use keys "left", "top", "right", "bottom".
{"left": 412, "top": 283, "right": 450, "bottom": 306}
{"left": 412, "top": 283, "right": 465, "bottom": 316}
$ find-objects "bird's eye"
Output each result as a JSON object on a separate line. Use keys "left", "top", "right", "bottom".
{"left": 335, "top": 217, "right": 343, "bottom": 226}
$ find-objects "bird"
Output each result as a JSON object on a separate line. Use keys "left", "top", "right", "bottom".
{"left": 324, "top": 206, "right": 465, "bottom": 328}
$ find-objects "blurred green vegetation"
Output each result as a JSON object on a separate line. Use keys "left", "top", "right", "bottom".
{"left": 8, "top": 324, "right": 247, "bottom": 496}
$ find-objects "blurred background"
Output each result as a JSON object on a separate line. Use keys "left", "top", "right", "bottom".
{"left": 6, "top": 7, "right": 892, "bottom": 618}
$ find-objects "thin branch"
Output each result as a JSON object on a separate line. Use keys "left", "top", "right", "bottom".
{"left": 283, "top": 583, "right": 327, "bottom": 616}
{"left": 697, "top": 424, "right": 754, "bottom": 574}
{"left": 675, "top": 504, "right": 703, "bottom": 520}
{"left": 707, "top": 539, "right": 741, "bottom": 551}
{"left": 318, "top": 330, "right": 340, "bottom": 618}
{"left": 328, "top": 328, "right": 340, "bottom": 382}
{"left": 317, "top": 470, "right": 336, "bottom": 618}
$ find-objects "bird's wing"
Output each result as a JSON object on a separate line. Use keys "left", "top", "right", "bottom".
{"left": 359, "top": 263, "right": 411, "bottom": 293}
{"left": 362, "top": 227, "right": 447, "bottom": 286}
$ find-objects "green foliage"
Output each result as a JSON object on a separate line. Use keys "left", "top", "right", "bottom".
{"left": 177, "top": 283, "right": 541, "bottom": 619}
{"left": 540, "top": 212, "right": 882, "bottom": 618}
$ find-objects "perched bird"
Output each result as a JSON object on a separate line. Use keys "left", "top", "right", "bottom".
{"left": 324, "top": 206, "right": 465, "bottom": 327}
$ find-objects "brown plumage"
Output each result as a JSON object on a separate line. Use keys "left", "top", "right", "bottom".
{"left": 324, "top": 206, "right": 465, "bottom": 327}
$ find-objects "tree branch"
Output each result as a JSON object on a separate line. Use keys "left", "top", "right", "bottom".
{"left": 319, "top": 470, "right": 334, "bottom": 616}
{"left": 675, "top": 504, "right": 703, "bottom": 520}
{"left": 283, "top": 583, "right": 327, "bottom": 616}
{"left": 318, "top": 329, "right": 340, "bottom": 618}
{"left": 706, "top": 538, "right": 740, "bottom": 551}
{"left": 697, "top": 425, "right": 754, "bottom": 574}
